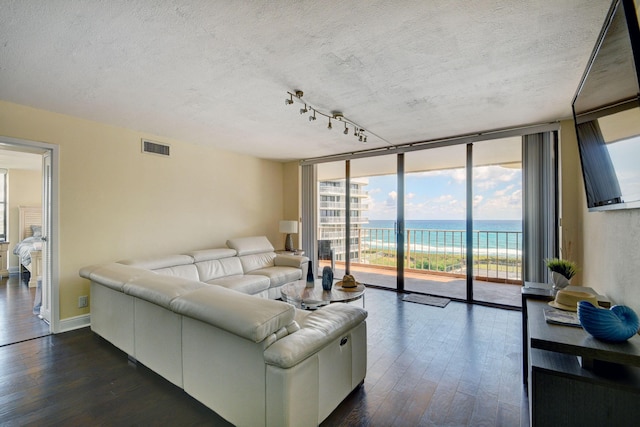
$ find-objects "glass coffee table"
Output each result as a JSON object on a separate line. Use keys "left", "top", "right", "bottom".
{"left": 280, "top": 279, "right": 365, "bottom": 310}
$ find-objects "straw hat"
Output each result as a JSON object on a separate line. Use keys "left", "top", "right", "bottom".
{"left": 549, "top": 289, "right": 599, "bottom": 312}
{"left": 336, "top": 274, "right": 360, "bottom": 288}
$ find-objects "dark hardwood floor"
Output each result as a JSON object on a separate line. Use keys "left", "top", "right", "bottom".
{"left": 1, "top": 274, "right": 50, "bottom": 347}
{"left": 0, "top": 287, "right": 529, "bottom": 426}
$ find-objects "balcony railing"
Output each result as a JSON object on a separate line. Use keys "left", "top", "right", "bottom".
{"left": 319, "top": 216, "right": 369, "bottom": 224}
{"left": 319, "top": 201, "right": 369, "bottom": 210}
{"left": 353, "top": 227, "right": 522, "bottom": 283}
{"left": 319, "top": 184, "right": 368, "bottom": 196}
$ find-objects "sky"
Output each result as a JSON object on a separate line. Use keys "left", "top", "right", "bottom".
{"left": 365, "top": 165, "right": 522, "bottom": 221}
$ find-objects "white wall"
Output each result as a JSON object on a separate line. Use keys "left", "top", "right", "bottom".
{"left": 579, "top": 191, "right": 640, "bottom": 315}
{"left": 561, "top": 119, "right": 640, "bottom": 315}
{"left": 0, "top": 100, "right": 286, "bottom": 320}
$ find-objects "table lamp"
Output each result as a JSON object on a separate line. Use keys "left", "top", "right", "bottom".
{"left": 279, "top": 220, "right": 298, "bottom": 251}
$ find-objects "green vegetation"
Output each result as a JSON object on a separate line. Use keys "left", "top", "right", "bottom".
{"left": 545, "top": 258, "right": 578, "bottom": 279}
{"left": 361, "top": 249, "right": 521, "bottom": 275}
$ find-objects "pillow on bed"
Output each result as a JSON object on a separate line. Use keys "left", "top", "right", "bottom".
{"left": 31, "top": 225, "right": 42, "bottom": 238}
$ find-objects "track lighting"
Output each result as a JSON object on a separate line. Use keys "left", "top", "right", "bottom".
{"left": 286, "top": 90, "right": 376, "bottom": 144}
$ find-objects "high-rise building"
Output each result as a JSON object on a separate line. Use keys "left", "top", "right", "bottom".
{"left": 318, "top": 178, "right": 369, "bottom": 262}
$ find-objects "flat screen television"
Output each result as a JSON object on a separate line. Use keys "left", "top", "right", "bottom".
{"left": 572, "top": 0, "right": 640, "bottom": 211}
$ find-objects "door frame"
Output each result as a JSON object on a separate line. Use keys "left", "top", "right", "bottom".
{"left": 0, "top": 135, "right": 59, "bottom": 333}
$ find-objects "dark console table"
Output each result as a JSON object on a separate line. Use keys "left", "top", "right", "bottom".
{"left": 524, "top": 289, "right": 640, "bottom": 427}
{"left": 521, "top": 282, "right": 611, "bottom": 385}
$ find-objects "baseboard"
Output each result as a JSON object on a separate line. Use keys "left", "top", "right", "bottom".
{"left": 58, "top": 314, "right": 91, "bottom": 332}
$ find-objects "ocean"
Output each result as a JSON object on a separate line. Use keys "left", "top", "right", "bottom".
{"left": 361, "top": 219, "right": 522, "bottom": 258}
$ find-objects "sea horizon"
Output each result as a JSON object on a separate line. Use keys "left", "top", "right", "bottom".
{"left": 363, "top": 219, "right": 522, "bottom": 232}
{"left": 361, "top": 219, "right": 522, "bottom": 257}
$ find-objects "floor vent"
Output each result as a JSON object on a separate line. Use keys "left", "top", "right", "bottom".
{"left": 141, "top": 139, "right": 170, "bottom": 157}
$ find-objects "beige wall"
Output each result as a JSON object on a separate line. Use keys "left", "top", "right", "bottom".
{"left": 0, "top": 100, "right": 287, "bottom": 321}
{"left": 7, "top": 168, "right": 42, "bottom": 270}
{"left": 560, "top": 119, "right": 640, "bottom": 315}
{"left": 282, "top": 161, "right": 301, "bottom": 249}
{"left": 559, "top": 120, "right": 583, "bottom": 284}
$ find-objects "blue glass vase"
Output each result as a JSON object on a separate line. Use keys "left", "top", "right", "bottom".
{"left": 321, "top": 266, "right": 334, "bottom": 290}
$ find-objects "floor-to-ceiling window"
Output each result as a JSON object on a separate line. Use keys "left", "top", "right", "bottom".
{"left": 308, "top": 135, "right": 536, "bottom": 308}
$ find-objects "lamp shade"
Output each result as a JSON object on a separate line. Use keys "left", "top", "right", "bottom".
{"left": 279, "top": 220, "right": 298, "bottom": 234}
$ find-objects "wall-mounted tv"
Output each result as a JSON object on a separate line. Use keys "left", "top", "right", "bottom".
{"left": 572, "top": 0, "right": 640, "bottom": 211}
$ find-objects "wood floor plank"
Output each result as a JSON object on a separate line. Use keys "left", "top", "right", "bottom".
{"left": 0, "top": 275, "right": 50, "bottom": 347}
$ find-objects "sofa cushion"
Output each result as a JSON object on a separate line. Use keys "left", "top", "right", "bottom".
{"left": 119, "top": 254, "right": 194, "bottom": 270}
{"left": 171, "top": 286, "right": 295, "bottom": 343}
{"left": 124, "top": 274, "right": 207, "bottom": 309}
{"left": 195, "top": 256, "right": 244, "bottom": 282}
{"left": 238, "top": 252, "right": 276, "bottom": 273}
{"left": 248, "top": 266, "right": 302, "bottom": 288}
{"left": 154, "top": 264, "right": 200, "bottom": 281}
{"left": 226, "top": 236, "right": 274, "bottom": 256}
{"left": 119, "top": 254, "right": 199, "bottom": 281}
{"left": 187, "top": 248, "right": 237, "bottom": 262}
{"left": 206, "top": 274, "right": 270, "bottom": 295}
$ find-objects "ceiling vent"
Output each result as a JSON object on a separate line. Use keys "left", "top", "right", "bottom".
{"left": 141, "top": 139, "right": 170, "bottom": 157}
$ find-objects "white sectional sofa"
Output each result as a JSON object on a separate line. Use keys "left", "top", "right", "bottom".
{"left": 79, "top": 236, "right": 368, "bottom": 427}
{"left": 120, "top": 236, "right": 310, "bottom": 300}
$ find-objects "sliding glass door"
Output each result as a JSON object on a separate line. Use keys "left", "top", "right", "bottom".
{"left": 310, "top": 137, "right": 526, "bottom": 307}
{"left": 472, "top": 137, "right": 523, "bottom": 306}
{"left": 402, "top": 145, "right": 468, "bottom": 298}
{"left": 349, "top": 155, "right": 397, "bottom": 288}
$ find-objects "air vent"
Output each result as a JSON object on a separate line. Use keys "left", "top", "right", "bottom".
{"left": 141, "top": 139, "right": 170, "bottom": 157}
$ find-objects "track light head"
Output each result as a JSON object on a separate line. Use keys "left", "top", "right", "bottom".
{"left": 286, "top": 91, "right": 379, "bottom": 144}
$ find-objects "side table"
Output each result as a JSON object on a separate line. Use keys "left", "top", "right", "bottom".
{"left": 275, "top": 250, "right": 305, "bottom": 256}
{"left": 526, "top": 298, "right": 640, "bottom": 426}
{"left": 280, "top": 279, "right": 365, "bottom": 310}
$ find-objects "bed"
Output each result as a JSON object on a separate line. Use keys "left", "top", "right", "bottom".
{"left": 13, "top": 206, "right": 43, "bottom": 288}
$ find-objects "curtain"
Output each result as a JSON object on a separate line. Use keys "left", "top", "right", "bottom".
{"left": 522, "top": 132, "right": 557, "bottom": 284}
{"left": 300, "top": 164, "right": 317, "bottom": 271}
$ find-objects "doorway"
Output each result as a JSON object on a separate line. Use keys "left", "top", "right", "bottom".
{"left": 0, "top": 136, "right": 58, "bottom": 344}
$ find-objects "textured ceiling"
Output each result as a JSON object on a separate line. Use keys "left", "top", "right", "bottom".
{"left": 0, "top": 0, "right": 612, "bottom": 161}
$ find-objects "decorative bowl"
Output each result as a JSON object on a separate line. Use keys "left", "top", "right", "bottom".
{"left": 577, "top": 301, "right": 640, "bottom": 342}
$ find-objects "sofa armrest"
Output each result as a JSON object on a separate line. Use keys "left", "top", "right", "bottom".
{"left": 274, "top": 254, "right": 309, "bottom": 278}
{"left": 170, "top": 286, "right": 296, "bottom": 343}
{"left": 79, "top": 263, "right": 157, "bottom": 292}
{"left": 263, "top": 304, "right": 367, "bottom": 368}
{"left": 274, "top": 254, "right": 308, "bottom": 268}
